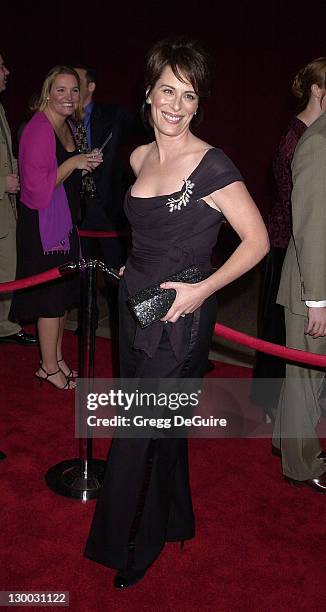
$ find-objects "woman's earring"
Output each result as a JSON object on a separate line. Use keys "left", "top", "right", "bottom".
{"left": 193, "top": 110, "right": 197, "bottom": 116}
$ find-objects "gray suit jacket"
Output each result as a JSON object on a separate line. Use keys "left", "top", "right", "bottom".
{"left": 0, "top": 103, "right": 17, "bottom": 238}
{"left": 277, "top": 112, "right": 326, "bottom": 316}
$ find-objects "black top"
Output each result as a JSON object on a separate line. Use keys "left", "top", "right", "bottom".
{"left": 123, "top": 148, "right": 243, "bottom": 360}
{"left": 55, "top": 135, "right": 81, "bottom": 224}
{"left": 81, "top": 103, "right": 139, "bottom": 229}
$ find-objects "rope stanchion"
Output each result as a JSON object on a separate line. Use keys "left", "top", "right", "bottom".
{"left": 45, "top": 260, "right": 119, "bottom": 501}
{"left": 3, "top": 250, "right": 326, "bottom": 483}
{"left": 2, "top": 261, "right": 326, "bottom": 369}
{"left": 45, "top": 260, "right": 109, "bottom": 501}
{"left": 1, "top": 260, "right": 325, "bottom": 370}
{"left": 214, "top": 323, "right": 326, "bottom": 368}
{"left": 0, "top": 252, "right": 117, "bottom": 494}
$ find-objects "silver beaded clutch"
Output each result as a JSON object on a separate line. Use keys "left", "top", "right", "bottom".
{"left": 127, "top": 265, "right": 204, "bottom": 328}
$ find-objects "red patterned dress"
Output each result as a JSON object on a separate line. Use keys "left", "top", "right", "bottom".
{"left": 252, "top": 117, "right": 306, "bottom": 419}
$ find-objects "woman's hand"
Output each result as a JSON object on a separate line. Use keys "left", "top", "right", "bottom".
{"left": 74, "top": 150, "right": 103, "bottom": 172}
{"left": 118, "top": 266, "right": 126, "bottom": 277}
{"left": 160, "top": 281, "right": 209, "bottom": 323}
{"left": 57, "top": 151, "right": 103, "bottom": 186}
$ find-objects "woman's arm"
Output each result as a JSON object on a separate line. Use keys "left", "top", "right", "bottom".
{"left": 130, "top": 144, "right": 151, "bottom": 177}
{"left": 56, "top": 151, "right": 103, "bottom": 186}
{"left": 161, "top": 181, "right": 269, "bottom": 323}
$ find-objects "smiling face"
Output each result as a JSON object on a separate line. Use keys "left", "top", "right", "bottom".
{"left": 0, "top": 54, "right": 9, "bottom": 93}
{"left": 47, "top": 74, "right": 80, "bottom": 119}
{"left": 148, "top": 65, "right": 199, "bottom": 137}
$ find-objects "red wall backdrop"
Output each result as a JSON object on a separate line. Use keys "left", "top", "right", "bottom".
{"left": 2, "top": 0, "right": 326, "bottom": 218}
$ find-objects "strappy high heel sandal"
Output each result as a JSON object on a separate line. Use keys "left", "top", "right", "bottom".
{"left": 39, "top": 360, "right": 78, "bottom": 380}
{"left": 35, "top": 366, "right": 74, "bottom": 390}
{"left": 57, "top": 358, "right": 78, "bottom": 379}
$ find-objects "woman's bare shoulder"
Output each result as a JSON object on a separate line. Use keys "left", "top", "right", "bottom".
{"left": 191, "top": 136, "right": 213, "bottom": 153}
{"left": 130, "top": 143, "right": 154, "bottom": 176}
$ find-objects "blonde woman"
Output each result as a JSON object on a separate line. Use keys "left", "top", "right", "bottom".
{"left": 10, "top": 66, "right": 102, "bottom": 389}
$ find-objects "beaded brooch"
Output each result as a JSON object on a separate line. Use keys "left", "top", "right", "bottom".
{"left": 165, "top": 179, "right": 195, "bottom": 213}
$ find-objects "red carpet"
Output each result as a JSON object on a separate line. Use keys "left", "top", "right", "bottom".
{"left": 1, "top": 330, "right": 326, "bottom": 611}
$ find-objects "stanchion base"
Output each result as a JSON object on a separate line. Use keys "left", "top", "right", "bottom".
{"left": 45, "top": 458, "right": 106, "bottom": 501}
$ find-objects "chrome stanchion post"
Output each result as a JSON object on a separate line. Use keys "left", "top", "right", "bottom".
{"left": 78, "top": 260, "right": 97, "bottom": 466}
{"left": 45, "top": 260, "right": 106, "bottom": 501}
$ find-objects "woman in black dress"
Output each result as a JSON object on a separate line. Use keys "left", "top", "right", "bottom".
{"left": 85, "top": 38, "right": 269, "bottom": 588}
{"left": 10, "top": 66, "right": 102, "bottom": 389}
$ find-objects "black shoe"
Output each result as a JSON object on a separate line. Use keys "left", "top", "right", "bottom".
{"left": 285, "top": 471, "right": 326, "bottom": 493}
{"left": 0, "top": 450, "right": 6, "bottom": 461}
{"left": 114, "top": 568, "right": 147, "bottom": 589}
{"left": 0, "top": 330, "right": 38, "bottom": 346}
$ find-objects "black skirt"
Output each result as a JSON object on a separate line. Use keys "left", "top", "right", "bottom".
{"left": 10, "top": 204, "right": 80, "bottom": 321}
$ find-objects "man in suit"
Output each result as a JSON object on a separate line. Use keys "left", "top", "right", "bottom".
{"left": 273, "top": 109, "right": 326, "bottom": 492}
{"left": 74, "top": 65, "right": 139, "bottom": 369}
{"left": 0, "top": 53, "right": 37, "bottom": 346}
{"left": 74, "top": 64, "right": 133, "bottom": 267}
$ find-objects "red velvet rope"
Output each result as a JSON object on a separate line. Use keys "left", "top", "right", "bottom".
{"left": 78, "top": 229, "right": 129, "bottom": 238}
{"left": 214, "top": 323, "right": 326, "bottom": 368}
{"left": 0, "top": 266, "right": 71, "bottom": 293}
{"left": 1, "top": 265, "right": 325, "bottom": 368}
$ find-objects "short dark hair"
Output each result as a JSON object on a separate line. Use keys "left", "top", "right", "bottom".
{"left": 141, "top": 37, "right": 211, "bottom": 129}
{"left": 74, "top": 64, "right": 97, "bottom": 85}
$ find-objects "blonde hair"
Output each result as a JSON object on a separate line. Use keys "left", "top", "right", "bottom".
{"left": 34, "top": 65, "right": 83, "bottom": 121}
{"left": 292, "top": 57, "right": 326, "bottom": 110}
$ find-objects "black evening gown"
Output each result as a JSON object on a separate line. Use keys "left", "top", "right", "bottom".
{"left": 85, "top": 148, "right": 243, "bottom": 571}
{"left": 10, "top": 136, "right": 81, "bottom": 321}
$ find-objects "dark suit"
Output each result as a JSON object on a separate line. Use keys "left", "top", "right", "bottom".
{"left": 79, "top": 102, "right": 133, "bottom": 267}
{"left": 78, "top": 103, "right": 140, "bottom": 372}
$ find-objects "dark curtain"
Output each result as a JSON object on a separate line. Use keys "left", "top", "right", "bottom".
{"left": 2, "top": 0, "right": 325, "bottom": 218}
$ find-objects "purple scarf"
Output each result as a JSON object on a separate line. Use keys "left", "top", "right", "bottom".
{"left": 19, "top": 112, "right": 72, "bottom": 252}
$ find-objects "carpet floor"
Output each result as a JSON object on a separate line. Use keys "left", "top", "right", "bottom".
{"left": 1, "top": 331, "right": 326, "bottom": 611}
